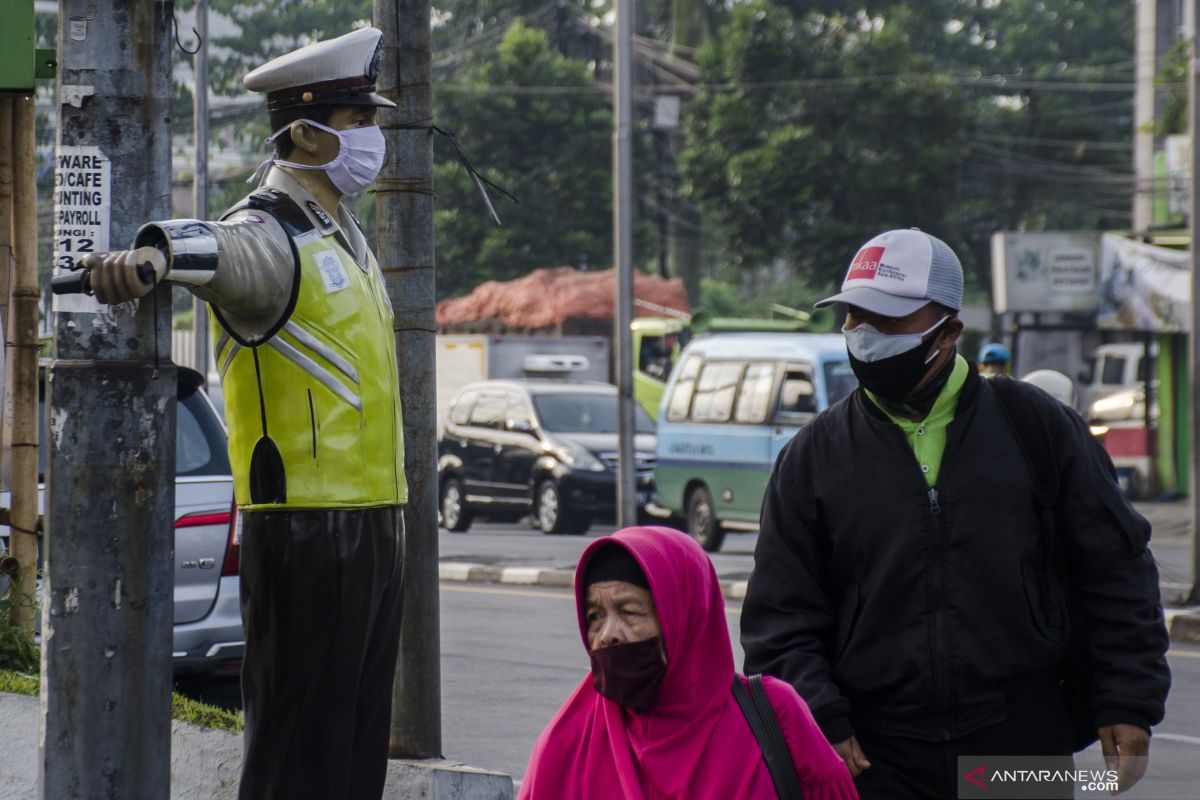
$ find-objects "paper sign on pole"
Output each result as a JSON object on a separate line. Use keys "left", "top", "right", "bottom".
{"left": 52, "top": 145, "right": 110, "bottom": 313}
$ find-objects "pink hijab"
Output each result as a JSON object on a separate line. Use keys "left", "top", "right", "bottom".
{"left": 518, "top": 526, "right": 857, "bottom": 800}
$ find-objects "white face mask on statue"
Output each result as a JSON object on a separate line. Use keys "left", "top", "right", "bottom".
{"left": 263, "top": 119, "right": 387, "bottom": 196}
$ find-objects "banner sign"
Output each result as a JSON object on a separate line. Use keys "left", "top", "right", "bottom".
{"left": 991, "top": 232, "right": 1100, "bottom": 314}
{"left": 1096, "top": 233, "right": 1190, "bottom": 332}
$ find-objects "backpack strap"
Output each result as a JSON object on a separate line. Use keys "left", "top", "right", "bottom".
{"left": 731, "top": 675, "right": 804, "bottom": 800}
{"left": 989, "top": 376, "right": 1059, "bottom": 508}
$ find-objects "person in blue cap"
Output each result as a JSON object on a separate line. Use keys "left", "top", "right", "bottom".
{"left": 741, "top": 229, "right": 1170, "bottom": 798}
{"left": 978, "top": 342, "right": 1012, "bottom": 377}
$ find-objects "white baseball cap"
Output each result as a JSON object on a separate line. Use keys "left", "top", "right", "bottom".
{"left": 244, "top": 27, "right": 397, "bottom": 112}
{"left": 815, "top": 229, "right": 964, "bottom": 318}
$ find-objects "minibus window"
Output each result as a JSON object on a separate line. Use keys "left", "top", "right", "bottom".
{"left": 691, "top": 362, "right": 743, "bottom": 423}
{"left": 735, "top": 362, "right": 777, "bottom": 423}
{"left": 777, "top": 368, "right": 817, "bottom": 415}
{"left": 666, "top": 356, "right": 701, "bottom": 422}
{"left": 1101, "top": 357, "right": 1125, "bottom": 385}
{"left": 823, "top": 360, "right": 858, "bottom": 405}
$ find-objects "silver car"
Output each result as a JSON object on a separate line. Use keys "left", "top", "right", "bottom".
{"left": 0, "top": 366, "right": 242, "bottom": 678}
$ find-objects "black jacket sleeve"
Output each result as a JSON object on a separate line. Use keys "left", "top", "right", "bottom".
{"left": 1050, "top": 397, "right": 1171, "bottom": 732}
{"left": 741, "top": 429, "right": 854, "bottom": 744}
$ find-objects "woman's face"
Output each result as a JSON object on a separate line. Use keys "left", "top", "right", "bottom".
{"left": 584, "top": 580, "right": 662, "bottom": 651}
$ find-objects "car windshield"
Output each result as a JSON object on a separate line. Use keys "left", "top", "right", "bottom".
{"left": 533, "top": 393, "right": 655, "bottom": 434}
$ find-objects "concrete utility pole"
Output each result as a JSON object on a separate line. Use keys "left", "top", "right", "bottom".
{"left": 1189, "top": 0, "right": 1200, "bottom": 604}
{"left": 613, "top": 0, "right": 637, "bottom": 528}
{"left": 1135, "top": 0, "right": 1157, "bottom": 233}
{"left": 374, "top": 0, "right": 442, "bottom": 758}
{"left": 192, "top": 0, "right": 209, "bottom": 377}
{"left": 44, "top": 2, "right": 176, "bottom": 797}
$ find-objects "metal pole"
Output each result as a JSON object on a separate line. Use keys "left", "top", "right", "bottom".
{"left": 192, "top": 0, "right": 209, "bottom": 378}
{"left": 1134, "top": 0, "right": 1157, "bottom": 233}
{"left": 43, "top": 2, "right": 176, "bottom": 797}
{"left": 1188, "top": 0, "right": 1200, "bottom": 604}
{"left": 7, "top": 94, "right": 40, "bottom": 634}
{"left": 374, "top": 0, "right": 442, "bottom": 758}
{"left": 614, "top": 0, "right": 637, "bottom": 528}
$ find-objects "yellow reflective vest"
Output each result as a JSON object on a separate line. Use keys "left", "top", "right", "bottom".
{"left": 212, "top": 194, "right": 407, "bottom": 510}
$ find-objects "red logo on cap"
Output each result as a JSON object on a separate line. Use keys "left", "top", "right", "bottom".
{"left": 847, "top": 246, "right": 884, "bottom": 281}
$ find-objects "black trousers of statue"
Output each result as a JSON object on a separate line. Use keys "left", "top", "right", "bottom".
{"left": 238, "top": 506, "right": 406, "bottom": 800}
{"left": 853, "top": 686, "right": 1074, "bottom": 800}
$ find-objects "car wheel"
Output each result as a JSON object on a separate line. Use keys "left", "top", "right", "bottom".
{"left": 536, "top": 479, "right": 571, "bottom": 535}
{"left": 440, "top": 478, "right": 472, "bottom": 533}
{"left": 686, "top": 485, "right": 725, "bottom": 552}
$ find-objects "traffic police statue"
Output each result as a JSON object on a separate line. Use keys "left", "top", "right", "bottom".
{"left": 79, "top": 28, "right": 407, "bottom": 800}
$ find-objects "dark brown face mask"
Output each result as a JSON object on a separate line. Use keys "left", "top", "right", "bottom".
{"left": 590, "top": 637, "right": 667, "bottom": 711}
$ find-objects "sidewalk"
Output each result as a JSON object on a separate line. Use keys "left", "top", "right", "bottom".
{"left": 0, "top": 691, "right": 513, "bottom": 800}
{"left": 439, "top": 500, "right": 1200, "bottom": 643}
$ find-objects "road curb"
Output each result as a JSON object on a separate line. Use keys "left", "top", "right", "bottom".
{"left": 439, "top": 562, "right": 576, "bottom": 589}
{"left": 439, "top": 562, "right": 747, "bottom": 599}
{"left": 1167, "top": 607, "right": 1200, "bottom": 645}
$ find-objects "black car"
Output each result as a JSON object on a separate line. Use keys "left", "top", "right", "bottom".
{"left": 437, "top": 380, "right": 657, "bottom": 534}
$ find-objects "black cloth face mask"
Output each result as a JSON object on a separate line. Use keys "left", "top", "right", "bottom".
{"left": 590, "top": 636, "right": 667, "bottom": 711}
{"left": 847, "top": 320, "right": 950, "bottom": 402}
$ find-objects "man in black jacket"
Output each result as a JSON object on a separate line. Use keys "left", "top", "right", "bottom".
{"left": 741, "top": 229, "right": 1170, "bottom": 798}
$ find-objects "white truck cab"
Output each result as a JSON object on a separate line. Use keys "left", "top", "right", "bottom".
{"left": 1081, "top": 342, "right": 1157, "bottom": 498}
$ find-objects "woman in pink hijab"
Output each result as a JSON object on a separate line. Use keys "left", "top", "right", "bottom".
{"left": 518, "top": 526, "right": 857, "bottom": 800}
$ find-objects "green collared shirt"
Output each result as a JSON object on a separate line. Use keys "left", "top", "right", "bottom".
{"left": 865, "top": 355, "right": 969, "bottom": 487}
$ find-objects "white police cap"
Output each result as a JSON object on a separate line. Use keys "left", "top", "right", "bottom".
{"left": 244, "top": 27, "right": 397, "bottom": 112}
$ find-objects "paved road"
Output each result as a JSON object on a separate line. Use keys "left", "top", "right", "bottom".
{"left": 440, "top": 582, "right": 1200, "bottom": 796}
{"left": 182, "top": 506, "right": 1200, "bottom": 793}
{"left": 181, "top": 576, "right": 1200, "bottom": 794}
{"left": 440, "top": 519, "right": 760, "bottom": 579}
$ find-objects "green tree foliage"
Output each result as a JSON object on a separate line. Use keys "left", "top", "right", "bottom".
{"left": 434, "top": 21, "right": 658, "bottom": 297}
{"left": 203, "top": 0, "right": 372, "bottom": 94}
{"left": 1157, "top": 39, "right": 1189, "bottom": 138}
{"left": 0, "top": 590, "right": 38, "bottom": 674}
{"left": 683, "top": 1, "right": 968, "bottom": 290}
{"left": 941, "top": 0, "right": 1135, "bottom": 235}
{"left": 682, "top": 0, "right": 1135, "bottom": 298}
{"left": 181, "top": 1, "right": 1139, "bottom": 308}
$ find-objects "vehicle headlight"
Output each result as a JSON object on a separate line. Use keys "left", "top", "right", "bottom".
{"left": 549, "top": 440, "right": 605, "bottom": 472}
{"left": 1090, "top": 391, "right": 1137, "bottom": 419}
